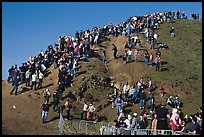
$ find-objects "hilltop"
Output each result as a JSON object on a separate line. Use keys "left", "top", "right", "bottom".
{"left": 2, "top": 19, "right": 202, "bottom": 135}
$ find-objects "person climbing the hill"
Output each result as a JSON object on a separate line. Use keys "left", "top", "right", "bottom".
{"left": 127, "top": 48, "right": 133, "bottom": 63}
{"left": 10, "top": 73, "right": 19, "bottom": 95}
{"left": 112, "top": 44, "right": 118, "bottom": 59}
{"left": 144, "top": 52, "right": 149, "bottom": 66}
{"left": 170, "top": 26, "right": 175, "bottom": 37}
{"left": 87, "top": 103, "right": 96, "bottom": 121}
{"left": 115, "top": 97, "right": 124, "bottom": 117}
{"left": 81, "top": 101, "right": 88, "bottom": 120}
{"left": 53, "top": 90, "right": 59, "bottom": 111}
{"left": 149, "top": 53, "right": 154, "bottom": 67}
{"left": 123, "top": 82, "right": 130, "bottom": 103}
{"left": 64, "top": 98, "right": 72, "bottom": 120}
{"left": 41, "top": 101, "right": 49, "bottom": 124}
{"left": 149, "top": 93, "right": 155, "bottom": 113}
{"left": 7, "top": 65, "right": 14, "bottom": 83}
{"left": 155, "top": 55, "right": 161, "bottom": 71}
{"left": 122, "top": 50, "right": 127, "bottom": 64}
{"left": 139, "top": 90, "right": 146, "bottom": 110}
{"left": 43, "top": 89, "right": 51, "bottom": 104}
{"left": 134, "top": 49, "right": 139, "bottom": 63}
{"left": 101, "top": 48, "right": 107, "bottom": 64}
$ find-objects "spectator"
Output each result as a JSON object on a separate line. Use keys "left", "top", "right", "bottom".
{"left": 149, "top": 53, "right": 154, "bottom": 67}
{"left": 174, "top": 96, "right": 181, "bottom": 109}
{"left": 7, "top": 66, "right": 14, "bottom": 83}
{"left": 10, "top": 74, "right": 19, "bottom": 95}
{"left": 37, "top": 70, "right": 44, "bottom": 89}
{"left": 115, "top": 97, "right": 124, "bottom": 117}
{"left": 123, "top": 82, "right": 130, "bottom": 103}
{"left": 151, "top": 113, "right": 158, "bottom": 135}
{"left": 170, "top": 108, "right": 182, "bottom": 131}
{"left": 127, "top": 49, "right": 133, "bottom": 63}
{"left": 122, "top": 50, "right": 127, "bottom": 64}
{"left": 124, "top": 114, "right": 132, "bottom": 129}
{"left": 139, "top": 90, "right": 146, "bottom": 110}
{"left": 43, "top": 89, "right": 51, "bottom": 104}
{"left": 25, "top": 69, "right": 31, "bottom": 87}
{"left": 64, "top": 98, "right": 72, "bottom": 120}
{"left": 118, "top": 109, "right": 125, "bottom": 122}
{"left": 31, "top": 72, "right": 37, "bottom": 90}
{"left": 155, "top": 102, "right": 170, "bottom": 130}
{"left": 41, "top": 101, "right": 49, "bottom": 124}
{"left": 134, "top": 49, "right": 139, "bottom": 63}
{"left": 101, "top": 48, "right": 107, "bottom": 64}
{"left": 155, "top": 55, "right": 161, "bottom": 71}
{"left": 170, "top": 27, "right": 175, "bottom": 37}
{"left": 87, "top": 103, "right": 96, "bottom": 121}
{"left": 159, "top": 87, "right": 165, "bottom": 97}
{"left": 131, "top": 113, "right": 139, "bottom": 129}
{"left": 53, "top": 90, "right": 59, "bottom": 111}
{"left": 167, "top": 96, "right": 174, "bottom": 108}
{"left": 149, "top": 93, "right": 155, "bottom": 113}
{"left": 112, "top": 44, "right": 118, "bottom": 59}
{"left": 138, "top": 114, "right": 148, "bottom": 129}
{"left": 81, "top": 101, "right": 88, "bottom": 120}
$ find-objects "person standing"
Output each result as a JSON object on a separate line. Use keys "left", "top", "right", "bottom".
{"left": 87, "top": 103, "right": 96, "bottom": 121}
{"left": 149, "top": 53, "right": 154, "bottom": 67}
{"left": 131, "top": 113, "right": 139, "bottom": 129}
{"left": 81, "top": 101, "right": 88, "bottom": 120}
{"left": 155, "top": 55, "right": 161, "bottom": 71}
{"left": 31, "top": 72, "right": 37, "bottom": 90}
{"left": 41, "top": 101, "right": 49, "bottom": 123}
{"left": 25, "top": 69, "right": 31, "bottom": 87}
{"left": 149, "top": 93, "right": 155, "bottom": 113}
{"left": 134, "top": 49, "right": 139, "bottom": 63}
{"left": 115, "top": 97, "right": 124, "bottom": 117}
{"left": 43, "top": 89, "right": 51, "bottom": 104}
{"left": 101, "top": 48, "right": 107, "bottom": 64}
{"left": 139, "top": 90, "right": 146, "bottom": 110}
{"left": 7, "top": 66, "right": 14, "bottom": 83}
{"left": 155, "top": 102, "right": 170, "bottom": 130}
{"left": 127, "top": 49, "right": 133, "bottom": 63}
{"left": 64, "top": 98, "right": 72, "bottom": 120}
{"left": 123, "top": 82, "right": 130, "bottom": 103}
{"left": 53, "top": 90, "right": 59, "bottom": 111}
{"left": 37, "top": 70, "right": 44, "bottom": 89}
{"left": 122, "top": 50, "right": 127, "bottom": 64}
{"left": 112, "top": 44, "right": 118, "bottom": 59}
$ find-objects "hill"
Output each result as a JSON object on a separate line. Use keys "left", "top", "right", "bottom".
{"left": 2, "top": 19, "right": 202, "bottom": 134}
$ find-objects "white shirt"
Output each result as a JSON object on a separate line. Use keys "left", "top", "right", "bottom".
{"left": 32, "top": 73, "right": 37, "bottom": 82}
{"left": 123, "top": 84, "right": 130, "bottom": 94}
{"left": 124, "top": 119, "right": 131, "bottom": 129}
{"left": 38, "top": 72, "right": 44, "bottom": 79}
{"left": 127, "top": 50, "right": 133, "bottom": 56}
{"left": 83, "top": 103, "right": 88, "bottom": 111}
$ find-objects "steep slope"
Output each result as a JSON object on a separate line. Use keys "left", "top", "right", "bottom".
{"left": 2, "top": 19, "right": 202, "bottom": 134}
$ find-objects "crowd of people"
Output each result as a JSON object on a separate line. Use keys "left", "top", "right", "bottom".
{"left": 6, "top": 10, "right": 202, "bottom": 134}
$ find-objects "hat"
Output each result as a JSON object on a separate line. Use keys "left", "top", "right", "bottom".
{"left": 128, "top": 115, "right": 132, "bottom": 120}
{"left": 90, "top": 104, "right": 92, "bottom": 106}
{"left": 46, "top": 89, "right": 49, "bottom": 92}
{"left": 133, "top": 113, "right": 137, "bottom": 117}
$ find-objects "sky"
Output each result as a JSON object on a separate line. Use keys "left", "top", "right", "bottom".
{"left": 2, "top": 2, "right": 202, "bottom": 80}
